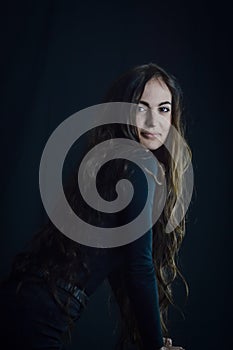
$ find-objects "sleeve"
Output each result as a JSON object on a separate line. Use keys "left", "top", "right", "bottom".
{"left": 120, "top": 157, "right": 164, "bottom": 350}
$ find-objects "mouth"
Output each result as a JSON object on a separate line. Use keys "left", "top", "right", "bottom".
{"left": 141, "top": 131, "right": 161, "bottom": 139}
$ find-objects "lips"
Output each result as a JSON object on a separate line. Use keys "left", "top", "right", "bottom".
{"left": 141, "top": 131, "right": 161, "bottom": 138}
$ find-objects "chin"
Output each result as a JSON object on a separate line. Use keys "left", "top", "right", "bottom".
{"left": 140, "top": 139, "right": 162, "bottom": 151}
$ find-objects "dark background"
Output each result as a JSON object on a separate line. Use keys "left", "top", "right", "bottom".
{"left": 0, "top": 1, "right": 232, "bottom": 349}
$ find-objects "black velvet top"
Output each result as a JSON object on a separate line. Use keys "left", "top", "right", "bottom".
{"left": 73, "top": 153, "right": 164, "bottom": 350}
{"left": 0, "top": 149, "right": 164, "bottom": 350}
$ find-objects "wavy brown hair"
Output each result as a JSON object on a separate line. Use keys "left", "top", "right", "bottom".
{"left": 86, "top": 63, "right": 192, "bottom": 349}
{"left": 4, "top": 63, "right": 192, "bottom": 349}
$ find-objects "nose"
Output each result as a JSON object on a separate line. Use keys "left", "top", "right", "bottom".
{"left": 145, "top": 109, "right": 158, "bottom": 127}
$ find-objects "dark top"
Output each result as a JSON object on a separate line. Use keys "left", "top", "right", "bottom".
{"left": 0, "top": 151, "right": 164, "bottom": 350}
{"left": 73, "top": 153, "right": 164, "bottom": 349}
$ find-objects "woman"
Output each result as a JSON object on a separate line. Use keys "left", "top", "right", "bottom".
{"left": 0, "top": 63, "right": 191, "bottom": 350}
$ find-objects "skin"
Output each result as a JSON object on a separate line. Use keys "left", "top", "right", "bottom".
{"left": 161, "top": 337, "right": 185, "bottom": 350}
{"left": 135, "top": 77, "right": 172, "bottom": 150}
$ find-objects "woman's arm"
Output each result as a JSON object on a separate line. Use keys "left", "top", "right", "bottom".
{"left": 117, "top": 156, "right": 164, "bottom": 350}
{"left": 123, "top": 229, "right": 164, "bottom": 350}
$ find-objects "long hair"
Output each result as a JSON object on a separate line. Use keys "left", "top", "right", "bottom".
{"left": 86, "top": 62, "right": 192, "bottom": 349}
{"left": 5, "top": 62, "right": 192, "bottom": 349}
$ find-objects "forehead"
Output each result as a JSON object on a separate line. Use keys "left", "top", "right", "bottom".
{"left": 141, "top": 78, "right": 171, "bottom": 104}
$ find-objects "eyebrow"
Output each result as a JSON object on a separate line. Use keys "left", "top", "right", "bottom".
{"left": 139, "top": 100, "right": 171, "bottom": 108}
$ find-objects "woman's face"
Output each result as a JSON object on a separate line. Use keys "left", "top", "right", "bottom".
{"left": 135, "top": 78, "right": 172, "bottom": 150}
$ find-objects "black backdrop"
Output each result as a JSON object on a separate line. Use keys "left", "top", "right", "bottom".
{"left": 1, "top": 1, "right": 232, "bottom": 349}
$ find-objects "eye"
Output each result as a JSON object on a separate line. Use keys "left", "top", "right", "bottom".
{"left": 137, "top": 105, "right": 147, "bottom": 112}
{"left": 159, "top": 106, "right": 170, "bottom": 113}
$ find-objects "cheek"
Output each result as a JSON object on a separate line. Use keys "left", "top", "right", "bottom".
{"left": 162, "top": 115, "right": 172, "bottom": 130}
{"left": 135, "top": 115, "right": 143, "bottom": 129}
